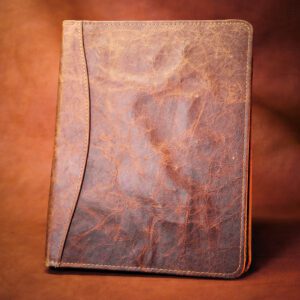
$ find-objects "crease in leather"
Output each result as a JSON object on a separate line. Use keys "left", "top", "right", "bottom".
{"left": 47, "top": 20, "right": 253, "bottom": 278}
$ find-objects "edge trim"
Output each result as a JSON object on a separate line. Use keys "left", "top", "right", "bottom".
{"left": 56, "top": 21, "right": 91, "bottom": 265}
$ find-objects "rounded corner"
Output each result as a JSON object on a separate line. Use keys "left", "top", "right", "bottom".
{"left": 236, "top": 20, "right": 253, "bottom": 35}
{"left": 226, "top": 257, "right": 247, "bottom": 279}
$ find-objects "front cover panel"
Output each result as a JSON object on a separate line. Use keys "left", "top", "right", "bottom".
{"left": 47, "top": 20, "right": 253, "bottom": 278}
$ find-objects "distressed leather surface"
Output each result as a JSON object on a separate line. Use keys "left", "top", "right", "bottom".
{"left": 46, "top": 22, "right": 90, "bottom": 265}
{"left": 47, "top": 20, "right": 253, "bottom": 278}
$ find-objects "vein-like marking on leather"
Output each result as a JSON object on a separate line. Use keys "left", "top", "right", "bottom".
{"left": 56, "top": 21, "right": 91, "bottom": 265}
{"left": 55, "top": 20, "right": 253, "bottom": 277}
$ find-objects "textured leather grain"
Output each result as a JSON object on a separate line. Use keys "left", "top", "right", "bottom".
{"left": 46, "top": 20, "right": 253, "bottom": 278}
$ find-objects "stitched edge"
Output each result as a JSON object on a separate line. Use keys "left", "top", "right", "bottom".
{"left": 45, "top": 25, "right": 66, "bottom": 267}
{"left": 243, "top": 26, "right": 254, "bottom": 273}
{"left": 54, "top": 262, "right": 238, "bottom": 278}
{"left": 56, "top": 21, "right": 253, "bottom": 277}
{"left": 56, "top": 21, "right": 91, "bottom": 265}
{"left": 238, "top": 22, "right": 253, "bottom": 277}
{"left": 63, "top": 19, "right": 252, "bottom": 27}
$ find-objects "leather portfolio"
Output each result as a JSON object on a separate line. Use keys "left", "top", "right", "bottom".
{"left": 46, "top": 20, "right": 253, "bottom": 279}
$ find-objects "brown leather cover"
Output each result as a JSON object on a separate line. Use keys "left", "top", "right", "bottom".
{"left": 46, "top": 20, "right": 253, "bottom": 279}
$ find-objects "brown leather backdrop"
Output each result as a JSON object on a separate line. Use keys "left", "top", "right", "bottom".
{"left": 0, "top": 0, "right": 299, "bottom": 299}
